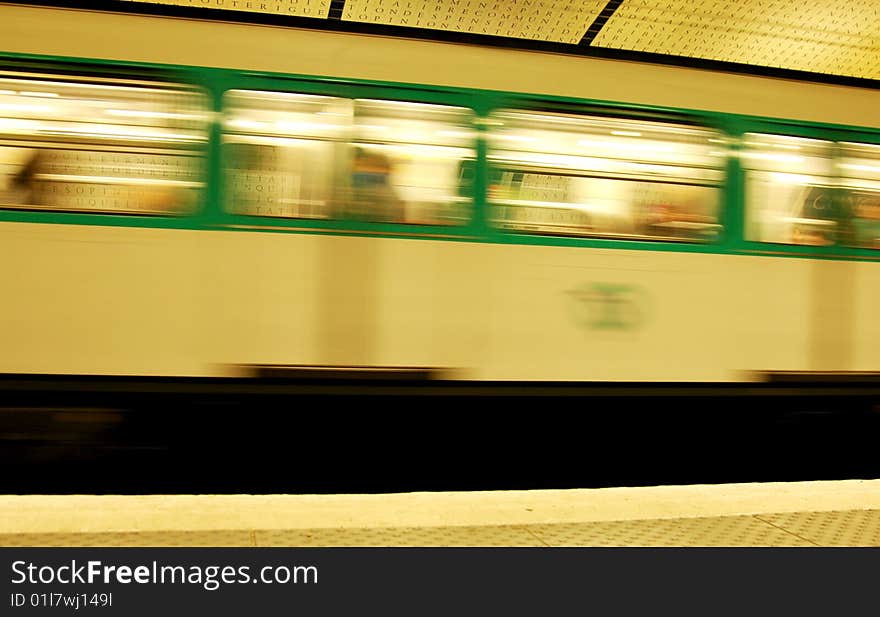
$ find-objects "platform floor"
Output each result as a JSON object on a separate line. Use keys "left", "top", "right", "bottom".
{"left": 2, "top": 480, "right": 879, "bottom": 547}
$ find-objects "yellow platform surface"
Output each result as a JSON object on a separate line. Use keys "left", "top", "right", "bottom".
{"left": 2, "top": 480, "right": 879, "bottom": 546}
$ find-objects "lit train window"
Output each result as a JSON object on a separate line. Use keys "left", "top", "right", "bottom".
{"left": 837, "top": 142, "right": 880, "bottom": 250}
{"left": 0, "top": 74, "right": 208, "bottom": 215}
{"left": 223, "top": 91, "right": 475, "bottom": 225}
{"left": 351, "top": 100, "right": 474, "bottom": 225}
{"left": 742, "top": 134, "right": 836, "bottom": 246}
{"left": 224, "top": 90, "right": 350, "bottom": 219}
{"left": 487, "top": 110, "right": 724, "bottom": 242}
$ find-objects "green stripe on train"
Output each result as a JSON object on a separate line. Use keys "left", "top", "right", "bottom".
{"left": 0, "top": 51, "right": 879, "bottom": 263}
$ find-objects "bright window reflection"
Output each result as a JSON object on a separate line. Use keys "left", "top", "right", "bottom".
{"left": 838, "top": 142, "right": 880, "bottom": 249}
{"left": 488, "top": 110, "right": 724, "bottom": 242}
{"left": 743, "top": 134, "right": 836, "bottom": 246}
{"left": 0, "top": 75, "right": 208, "bottom": 215}
{"left": 350, "top": 99, "right": 473, "bottom": 225}
{"left": 224, "top": 91, "right": 475, "bottom": 225}
{"left": 224, "top": 90, "right": 349, "bottom": 219}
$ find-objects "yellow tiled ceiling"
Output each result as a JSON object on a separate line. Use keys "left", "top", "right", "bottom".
{"left": 593, "top": 0, "right": 880, "bottom": 80}
{"left": 106, "top": 0, "right": 880, "bottom": 81}
{"left": 115, "top": 0, "right": 329, "bottom": 19}
{"left": 341, "top": 0, "right": 605, "bottom": 44}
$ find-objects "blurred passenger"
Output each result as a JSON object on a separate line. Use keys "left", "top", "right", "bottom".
{"left": 791, "top": 226, "right": 829, "bottom": 246}
{"left": 350, "top": 148, "right": 404, "bottom": 223}
{"left": 4, "top": 149, "right": 43, "bottom": 206}
{"left": 447, "top": 158, "right": 475, "bottom": 224}
{"left": 643, "top": 197, "right": 716, "bottom": 241}
{"left": 793, "top": 186, "right": 836, "bottom": 246}
{"left": 851, "top": 192, "right": 880, "bottom": 248}
{"left": 644, "top": 201, "right": 673, "bottom": 232}
{"left": 644, "top": 201, "right": 686, "bottom": 238}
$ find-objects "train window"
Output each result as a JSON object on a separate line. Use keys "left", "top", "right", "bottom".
{"left": 838, "top": 142, "right": 880, "bottom": 250}
{"left": 223, "top": 92, "right": 475, "bottom": 225}
{"left": 0, "top": 74, "right": 208, "bottom": 215}
{"left": 742, "top": 134, "right": 836, "bottom": 246}
{"left": 486, "top": 110, "right": 724, "bottom": 241}
{"left": 350, "top": 100, "right": 474, "bottom": 225}
{"left": 224, "top": 90, "right": 350, "bottom": 219}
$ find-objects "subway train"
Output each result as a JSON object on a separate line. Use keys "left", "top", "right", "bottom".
{"left": 0, "top": 4, "right": 879, "bottom": 384}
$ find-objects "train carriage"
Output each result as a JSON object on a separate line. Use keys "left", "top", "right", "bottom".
{"left": 1, "top": 4, "right": 879, "bottom": 382}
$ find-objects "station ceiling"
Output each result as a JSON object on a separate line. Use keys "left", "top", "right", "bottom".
{"left": 27, "top": 0, "right": 880, "bottom": 86}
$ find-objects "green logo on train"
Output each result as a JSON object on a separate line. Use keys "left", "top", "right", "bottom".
{"left": 567, "top": 283, "right": 650, "bottom": 331}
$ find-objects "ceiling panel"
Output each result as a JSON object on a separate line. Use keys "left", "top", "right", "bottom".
{"left": 341, "top": 0, "right": 605, "bottom": 44}
{"left": 25, "top": 0, "right": 880, "bottom": 85}
{"left": 593, "top": 0, "right": 880, "bottom": 80}
{"left": 115, "top": 0, "right": 330, "bottom": 19}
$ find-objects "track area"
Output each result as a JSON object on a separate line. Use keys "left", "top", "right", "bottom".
{"left": 2, "top": 374, "right": 879, "bottom": 494}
